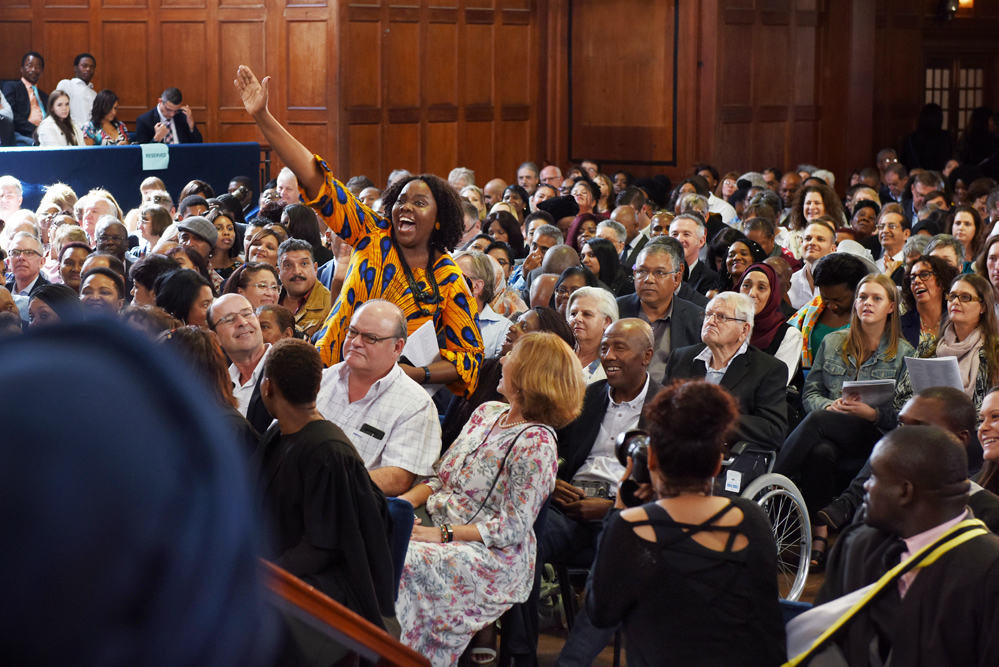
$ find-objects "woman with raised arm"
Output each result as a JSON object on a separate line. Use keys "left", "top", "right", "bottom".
{"left": 234, "top": 66, "right": 483, "bottom": 396}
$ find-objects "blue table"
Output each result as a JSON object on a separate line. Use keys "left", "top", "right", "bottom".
{"left": 0, "top": 142, "right": 261, "bottom": 213}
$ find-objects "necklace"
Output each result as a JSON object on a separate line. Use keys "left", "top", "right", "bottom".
{"left": 499, "top": 409, "right": 529, "bottom": 429}
{"left": 392, "top": 237, "right": 441, "bottom": 317}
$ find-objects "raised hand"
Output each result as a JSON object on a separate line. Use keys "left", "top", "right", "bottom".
{"left": 181, "top": 104, "right": 195, "bottom": 130}
{"left": 234, "top": 65, "right": 270, "bottom": 118}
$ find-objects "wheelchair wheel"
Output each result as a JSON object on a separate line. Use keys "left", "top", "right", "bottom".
{"left": 741, "top": 473, "right": 811, "bottom": 602}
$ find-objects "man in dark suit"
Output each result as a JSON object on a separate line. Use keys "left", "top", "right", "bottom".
{"left": 805, "top": 427, "right": 999, "bottom": 667}
{"left": 612, "top": 202, "right": 648, "bottom": 270}
{"left": 134, "top": 87, "right": 203, "bottom": 144}
{"left": 5, "top": 233, "right": 51, "bottom": 298}
{"left": 616, "top": 237, "right": 704, "bottom": 383}
{"left": 531, "top": 318, "right": 661, "bottom": 667}
{"left": 209, "top": 294, "right": 273, "bottom": 435}
{"left": 2, "top": 52, "right": 48, "bottom": 145}
{"left": 664, "top": 291, "right": 787, "bottom": 449}
{"left": 669, "top": 211, "right": 717, "bottom": 294}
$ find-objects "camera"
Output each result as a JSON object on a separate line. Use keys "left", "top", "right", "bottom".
{"left": 615, "top": 429, "right": 651, "bottom": 484}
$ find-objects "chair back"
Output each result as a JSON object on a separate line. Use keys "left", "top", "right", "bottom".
{"left": 386, "top": 497, "right": 415, "bottom": 601}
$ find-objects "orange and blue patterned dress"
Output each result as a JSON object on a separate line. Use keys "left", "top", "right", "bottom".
{"left": 305, "top": 157, "right": 483, "bottom": 397}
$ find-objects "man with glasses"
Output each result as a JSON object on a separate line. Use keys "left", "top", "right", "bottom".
{"left": 5, "top": 232, "right": 49, "bottom": 298}
{"left": 616, "top": 241, "right": 704, "bottom": 383}
{"left": 664, "top": 292, "right": 788, "bottom": 449}
{"left": 209, "top": 293, "right": 273, "bottom": 434}
{"left": 876, "top": 206, "right": 911, "bottom": 285}
{"left": 315, "top": 299, "right": 440, "bottom": 496}
{"left": 135, "top": 87, "right": 203, "bottom": 145}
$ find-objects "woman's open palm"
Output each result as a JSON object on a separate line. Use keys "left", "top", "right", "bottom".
{"left": 234, "top": 65, "right": 269, "bottom": 117}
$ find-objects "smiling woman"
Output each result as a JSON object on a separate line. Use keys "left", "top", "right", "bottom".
{"left": 234, "top": 65, "right": 483, "bottom": 396}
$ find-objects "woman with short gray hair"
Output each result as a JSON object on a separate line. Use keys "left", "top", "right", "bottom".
{"left": 566, "top": 285, "right": 619, "bottom": 383}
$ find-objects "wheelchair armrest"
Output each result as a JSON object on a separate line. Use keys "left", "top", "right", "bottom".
{"left": 722, "top": 440, "right": 751, "bottom": 466}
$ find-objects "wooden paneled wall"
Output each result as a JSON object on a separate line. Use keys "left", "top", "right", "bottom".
{"left": 3, "top": 0, "right": 999, "bottom": 194}
{"left": 338, "top": 0, "right": 541, "bottom": 188}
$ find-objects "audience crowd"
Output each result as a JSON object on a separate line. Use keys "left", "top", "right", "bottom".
{"left": 5, "top": 59, "right": 999, "bottom": 667}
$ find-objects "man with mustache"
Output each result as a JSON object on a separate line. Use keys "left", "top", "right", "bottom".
{"left": 277, "top": 239, "right": 331, "bottom": 338}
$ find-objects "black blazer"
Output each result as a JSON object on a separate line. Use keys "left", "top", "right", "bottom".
{"left": 677, "top": 283, "right": 708, "bottom": 308}
{"left": 555, "top": 376, "right": 663, "bottom": 483}
{"left": 245, "top": 370, "right": 276, "bottom": 436}
{"left": 900, "top": 308, "right": 920, "bottom": 349}
{"left": 620, "top": 234, "right": 649, "bottom": 271}
{"left": 5, "top": 272, "right": 50, "bottom": 298}
{"left": 616, "top": 294, "right": 705, "bottom": 382}
{"left": 134, "top": 107, "right": 203, "bottom": 144}
{"left": 664, "top": 343, "right": 788, "bottom": 449}
{"left": 687, "top": 260, "right": 718, "bottom": 295}
{"left": 1, "top": 80, "right": 48, "bottom": 137}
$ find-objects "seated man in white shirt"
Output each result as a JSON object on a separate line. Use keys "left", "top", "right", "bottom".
{"left": 55, "top": 53, "right": 97, "bottom": 128}
{"left": 454, "top": 250, "right": 511, "bottom": 359}
{"left": 209, "top": 294, "right": 273, "bottom": 435}
{"left": 875, "top": 203, "right": 911, "bottom": 286}
{"left": 315, "top": 299, "right": 441, "bottom": 497}
{"left": 789, "top": 218, "right": 837, "bottom": 309}
{"left": 539, "top": 318, "right": 661, "bottom": 666}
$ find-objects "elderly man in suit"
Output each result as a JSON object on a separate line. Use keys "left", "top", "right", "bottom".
{"left": 664, "top": 291, "right": 787, "bottom": 450}
{"left": 134, "top": 88, "right": 203, "bottom": 144}
{"left": 507, "top": 318, "right": 661, "bottom": 666}
{"left": 616, "top": 238, "right": 704, "bottom": 383}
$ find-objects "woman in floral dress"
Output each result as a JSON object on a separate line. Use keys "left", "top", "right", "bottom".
{"left": 397, "top": 332, "right": 586, "bottom": 666}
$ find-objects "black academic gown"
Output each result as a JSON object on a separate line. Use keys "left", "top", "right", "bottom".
{"left": 257, "top": 420, "right": 396, "bottom": 630}
{"left": 816, "top": 512, "right": 999, "bottom": 667}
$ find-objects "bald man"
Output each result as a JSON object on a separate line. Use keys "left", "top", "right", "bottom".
{"left": 483, "top": 178, "right": 507, "bottom": 208}
{"left": 539, "top": 165, "right": 563, "bottom": 189}
{"left": 540, "top": 318, "right": 662, "bottom": 666}
{"left": 314, "top": 299, "right": 441, "bottom": 497}
{"left": 778, "top": 172, "right": 802, "bottom": 219}
{"left": 805, "top": 426, "right": 999, "bottom": 667}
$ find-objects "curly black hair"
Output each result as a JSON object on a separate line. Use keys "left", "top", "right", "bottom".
{"left": 379, "top": 174, "right": 465, "bottom": 253}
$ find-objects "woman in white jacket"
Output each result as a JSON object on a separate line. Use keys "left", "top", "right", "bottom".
{"left": 37, "top": 90, "right": 85, "bottom": 147}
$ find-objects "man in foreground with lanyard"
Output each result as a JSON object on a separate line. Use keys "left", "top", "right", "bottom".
{"left": 786, "top": 426, "right": 999, "bottom": 666}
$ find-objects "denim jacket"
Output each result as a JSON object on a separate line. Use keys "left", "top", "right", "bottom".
{"left": 803, "top": 329, "right": 915, "bottom": 427}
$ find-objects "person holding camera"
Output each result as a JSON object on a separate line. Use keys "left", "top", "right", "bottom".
{"left": 586, "top": 380, "right": 786, "bottom": 667}
{"left": 538, "top": 317, "right": 660, "bottom": 667}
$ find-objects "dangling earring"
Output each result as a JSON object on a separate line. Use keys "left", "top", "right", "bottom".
{"left": 435, "top": 221, "right": 441, "bottom": 230}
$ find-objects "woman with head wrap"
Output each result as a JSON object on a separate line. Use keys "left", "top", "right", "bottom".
{"left": 739, "top": 262, "right": 803, "bottom": 385}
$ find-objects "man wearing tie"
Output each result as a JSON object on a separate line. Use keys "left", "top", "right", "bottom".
{"left": 134, "top": 88, "right": 203, "bottom": 144}
{"left": 2, "top": 52, "right": 48, "bottom": 146}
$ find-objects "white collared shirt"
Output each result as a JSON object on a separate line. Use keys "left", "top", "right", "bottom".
{"left": 478, "top": 303, "right": 513, "bottom": 359}
{"left": 315, "top": 362, "right": 440, "bottom": 476}
{"left": 157, "top": 105, "right": 179, "bottom": 144}
{"left": 55, "top": 77, "right": 97, "bottom": 128}
{"left": 876, "top": 249, "right": 904, "bottom": 275}
{"left": 708, "top": 193, "right": 737, "bottom": 223}
{"left": 789, "top": 264, "right": 818, "bottom": 310}
{"left": 14, "top": 274, "right": 40, "bottom": 297}
{"left": 695, "top": 339, "right": 750, "bottom": 385}
{"left": 228, "top": 344, "right": 271, "bottom": 416}
{"left": 574, "top": 374, "right": 651, "bottom": 486}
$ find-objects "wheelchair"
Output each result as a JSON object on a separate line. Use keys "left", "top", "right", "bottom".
{"left": 718, "top": 440, "right": 811, "bottom": 602}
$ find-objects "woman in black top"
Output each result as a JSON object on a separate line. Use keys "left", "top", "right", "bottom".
{"left": 581, "top": 236, "right": 633, "bottom": 296}
{"left": 587, "top": 380, "right": 785, "bottom": 667}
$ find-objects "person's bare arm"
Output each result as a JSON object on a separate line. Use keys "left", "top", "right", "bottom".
{"left": 234, "top": 65, "right": 325, "bottom": 201}
{"left": 398, "top": 481, "right": 434, "bottom": 508}
{"left": 369, "top": 466, "right": 417, "bottom": 497}
{"left": 400, "top": 360, "right": 460, "bottom": 386}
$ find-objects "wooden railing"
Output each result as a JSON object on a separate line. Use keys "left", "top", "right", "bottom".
{"left": 261, "top": 560, "right": 430, "bottom": 667}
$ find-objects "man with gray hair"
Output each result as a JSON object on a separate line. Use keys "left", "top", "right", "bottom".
{"left": 669, "top": 211, "right": 717, "bottom": 294}
{"left": 926, "top": 234, "right": 965, "bottom": 271}
{"left": 517, "top": 161, "right": 540, "bottom": 194}
{"left": 616, "top": 240, "right": 704, "bottom": 382}
{"left": 387, "top": 169, "right": 412, "bottom": 187}
{"left": 664, "top": 291, "right": 788, "bottom": 449}
{"left": 0, "top": 175, "right": 23, "bottom": 221}
{"left": 315, "top": 299, "right": 441, "bottom": 496}
{"left": 595, "top": 220, "right": 626, "bottom": 255}
{"left": 448, "top": 167, "right": 475, "bottom": 190}
{"left": 5, "top": 231, "right": 49, "bottom": 298}
{"left": 77, "top": 194, "right": 119, "bottom": 243}
{"left": 454, "top": 251, "right": 512, "bottom": 358}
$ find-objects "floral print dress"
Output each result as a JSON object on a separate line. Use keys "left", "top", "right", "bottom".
{"left": 397, "top": 401, "right": 557, "bottom": 666}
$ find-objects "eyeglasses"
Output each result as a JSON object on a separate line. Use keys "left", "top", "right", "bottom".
{"left": 555, "top": 286, "right": 581, "bottom": 298}
{"left": 215, "top": 308, "right": 255, "bottom": 328}
{"left": 633, "top": 267, "right": 680, "bottom": 281}
{"left": 704, "top": 311, "right": 747, "bottom": 324}
{"left": 908, "top": 270, "right": 935, "bottom": 283}
{"left": 346, "top": 327, "right": 396, "bottom": 345}
{"left": 251, "top": 282, "right": 280, "bottom": 293}
{"left": 97, "top": 234, "right": 126, "bottom": 243}
{"left": 8, "top": 249, "right": 41, "bottom": 258}
{"left": 876, "top": 222, "right": 902, "bottom": 231}
{"left": 945, "top": 292, "right": 983, "bottom": 304}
